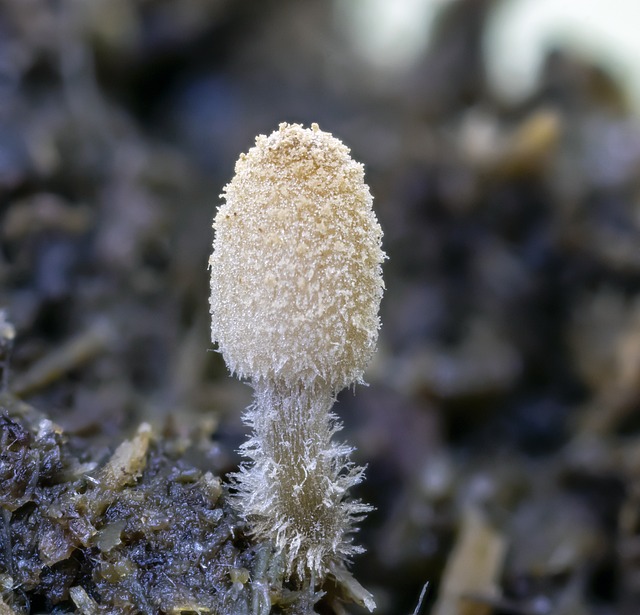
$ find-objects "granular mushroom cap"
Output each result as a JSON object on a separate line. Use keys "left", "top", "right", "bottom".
{"left": 209, "top": 122, "right": 385, "bottom": 391}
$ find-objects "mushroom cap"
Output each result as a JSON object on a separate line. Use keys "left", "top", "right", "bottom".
{"left": 209, "top": 123, "right": 384, "bottom": 391}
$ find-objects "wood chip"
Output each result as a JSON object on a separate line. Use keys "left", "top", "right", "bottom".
{"left": 432, "top": 509, "right": 507, "bottom": 615}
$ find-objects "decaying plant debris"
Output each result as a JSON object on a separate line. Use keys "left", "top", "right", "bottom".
{"left": 0, "top": 393, "right": 371, "bottom": 614}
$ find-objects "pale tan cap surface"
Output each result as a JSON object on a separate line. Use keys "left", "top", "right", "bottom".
{"left": 209, "top": 122, "right": 385, "bottom": 392}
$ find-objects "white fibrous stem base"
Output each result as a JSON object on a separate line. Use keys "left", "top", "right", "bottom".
{"left": 232, "top": 380, "right": 371, "bottom": 581}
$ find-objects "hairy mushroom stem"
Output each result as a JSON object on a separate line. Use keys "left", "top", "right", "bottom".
{"left": 234, "top": 380, "right": 370, "bottom": 579}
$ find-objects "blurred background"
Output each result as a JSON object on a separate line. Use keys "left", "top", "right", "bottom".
{"left": 2, "top": 0, "right": 640, "bottom": 613}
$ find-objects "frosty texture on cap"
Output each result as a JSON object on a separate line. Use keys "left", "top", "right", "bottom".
{"left": 209, "top": 122, "right": 384, "bottom": 391}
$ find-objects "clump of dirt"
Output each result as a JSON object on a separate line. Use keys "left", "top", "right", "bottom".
{"left": 0, "top": 394, "right": 363, "bottom": 614}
